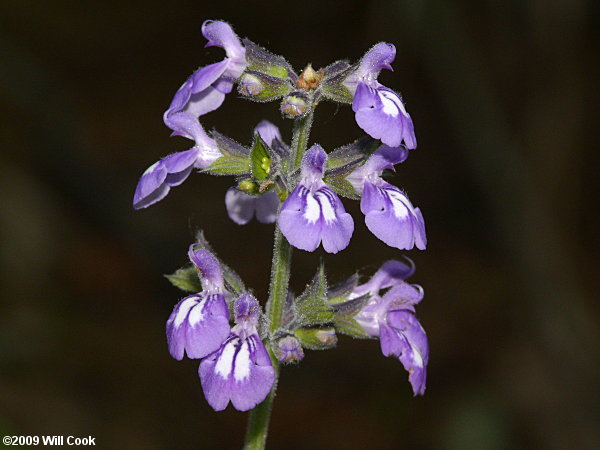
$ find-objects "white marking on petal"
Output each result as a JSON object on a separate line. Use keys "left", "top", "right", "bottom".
{"left": 187, "top": 298, "right": 207, "bottom": 326}
{"left": 411, "top": 345, "right": 424, "bottom": 368}
{"left": 303, "top": 193, "right": 320, "bottom": 223}
{"left": 173, "top": 297, "right": 199, "bottom": 328}
{"left": 316, "top": 191, "right": 336, "bottom": 224}
{"left": 379, "top": 90, "right": 408, "bottom": 118}
{"left": 215, "top": 339, "right": 238, "bottom": 379}
{"left": 387, "top": 189, "right": 410, "bottom": 219}
{"left": 143, "top": 161, "right": 160, "bottom": 175}
{"left": 234, "top": 341, "right": 251, "bottom": 382}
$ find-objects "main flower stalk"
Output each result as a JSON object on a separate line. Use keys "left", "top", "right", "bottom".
{"left": 243, "top": 112, "right": 312, "bottom": 449}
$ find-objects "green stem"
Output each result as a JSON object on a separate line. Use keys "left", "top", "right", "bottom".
{"left": 291, "top": 110, "right": 314, "bottom": 169}
{"left": 243, "top": 111, "right": 313, "bottom": 450}
{"left": 243, "top": 228, "right": 289, "bottom": 450}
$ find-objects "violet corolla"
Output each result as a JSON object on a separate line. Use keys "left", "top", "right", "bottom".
{"left": 278, "top": 144, "right": 354, "bottom": 253}
{"left": 343, "top": 43, "right": 416, "bottom": 149}
{"left": 163, "top": 20, "right": 246, "bottom": 136}
{"left": 166, "top": 246, "right": 231, "bottom": 360}
{"left": 133, "top": 123, "right": 220, "bottom": 210}
{"left": 200, "top": 293, "right": 275, "bottom": 411}
{"left": 352, "top": 259, "right": 429, "bottom": 395}
{"left": 347, "top": 145, "right": 427, "bottom": 250}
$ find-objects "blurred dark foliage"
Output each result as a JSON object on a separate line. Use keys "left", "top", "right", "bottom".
{"left": 1, "top": 1, "right": 598, "bottom": 448}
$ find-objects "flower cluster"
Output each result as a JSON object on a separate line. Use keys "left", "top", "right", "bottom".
{"left": 135, "top": 19, "right": 431, "bottom": 418}
{"left": 166, "top": 246, "right": 275, "bottom": 410}
{"left": 133, "top": 20, "right": 426, "bottom": 253}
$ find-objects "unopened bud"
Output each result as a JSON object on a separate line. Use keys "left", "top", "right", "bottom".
{"left": 274, "top": 336, "right": 304, "bottom": 363}
{"left": 238, "top": 73, "right": 264, "bottom": 97}
{"left": 297, "top": 64, "right": 324, "bottom": 91}
{"left": 280, "top": 95, "right": 308, "bottom": 118}
{"left": 294, "top": 327, "right": 337, "bottom": 350}
{"left": 237, "top": 179, "right": 259, "bottom": 194}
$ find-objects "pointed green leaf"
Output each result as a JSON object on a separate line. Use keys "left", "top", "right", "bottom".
{"left": 165, "top": 265, "right": 201, "bottom": 293}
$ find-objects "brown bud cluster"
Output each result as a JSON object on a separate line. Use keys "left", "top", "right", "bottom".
{"left": 296, "top": 64, "right": 324, "bottom": 91}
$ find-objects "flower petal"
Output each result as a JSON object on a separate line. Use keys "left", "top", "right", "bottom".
{"left": 254, "top": 120, "right": 282, "bottom": 147}
{"left": 187, "top": 247, "right": 224, "bottom": 292}
{"left": 255, "top": 191, "right": 279, "bottom": 224}
{"left": 225, "top": 188, "right": 257, "bottom": 225}
{"left": 352, "top": 259, "right": 415, "bottom": 297}
{"left": 316, "top": 187, "right": 354, "bottom": 253}
{"left": 361, "top": 182, "right": 426, "bottom": 250}
{"left": 301, "top": 144, "right": 327, "bottom": 182}
{"left": 202, "top": 20, "right": 245, "bottom": 62}
{"left": 278, "top": 185, "right": 353, "bottom": 253}
{"left": 344, "top": 42, "right": 396, "bottom": 90}
{"left": 353, "top": 84, "right": 416, "bottom": 149}
{"left": 133, "top": 148, "right": 201, "bottom": 210}
{"left": 383, "top": 282, "right": 424, "bottom": 308}
{"left": 387, "top": 310, "right": 428, "bottom": 395}
{"left": 278, "top": 186, "right": 322, "bottom": 251}
{"left": 166, "top": 294, "right": 230, "bottom": 360}
{"left": 199, "top": 334, "right": 275, "bottom": 411}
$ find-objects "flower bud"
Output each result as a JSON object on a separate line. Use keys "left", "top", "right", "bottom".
{"left": 238, "top": 73, "right": 264, "bottom": 97}
{"left": 294, "top": 327, "right": 337, "bottom": 350}
{"left": 237, "top": 178, "right": 259, "bottom": 194}
{"left": 280, "top": 95, "right": 308, "bottom": 118}
{"left": 274, "top": 336, "right": 304, "bottom": 363}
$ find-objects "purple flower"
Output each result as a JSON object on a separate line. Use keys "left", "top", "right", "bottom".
{"left": 347, "top": 145, "right": 426, "bottom": 250}
{"left": 344, "top": 43, "right": 416, "bottom": 149}
{"left": 163, "top": 20, "right": 246, "bottom": 138}
{"left": 199, "top": 293, "right": 275, "bottom": 411}
{"left": 278, "top": 144, "right": 354, "bottom": 253}
{"left": 225, "top": 189, "right": 279, "bottom": 225}
{"left": 133, "top": 123, "right": 221, "bottom": 209}
{"left": 166, "top": 246, "right": 231, "bottom": 360}
{"left": 352, "top": 260, "right": 428, "bottom": 395}
{"left": 224, "top": 120, "right": 281, "bottom": 225}
{"left": 274, "top": 336, "right": 304, "bottom": 363}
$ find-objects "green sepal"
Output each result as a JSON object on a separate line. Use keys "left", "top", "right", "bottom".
{"left": 239, "top": 70, "right": 292, "bottom": 102}
{"left": 325, "top": 137, "right": 380, "bottom": 175}
{"left": 250, "top": 134, "right": 271, "bottom": 181}
{"left": 242, "top": 38, "right": 295, "bottom": 80}
{"left": 323, "top": 137, "right": 380, "bottom": 199}
{"left": 165, "top": 265, "right": 202, "bottom": 293}
{"left": 320, "top": 83, "right": 353, "bottom": 104}
{"left": 204, "top": 131, "right": 251, "bottom": 176}
{"left": 327, "top": 273, "right": 360, "bottom": 304}
{"left": 294, "top": 327, "right": 337, "bottom": 350}
{"left": 295, "top": 262, "right": 334, "bottom": 326}
{"left": 323, "top": 175, "right": 360, "bottom": 200}
{"left": 320, "top": 61, "right": 356, "bottom": 104}
{"left": 331, "top": 295, "right": 371, "bottom": 339}
{"left": 333, "top": 315, "right": 370, "bottom": 338}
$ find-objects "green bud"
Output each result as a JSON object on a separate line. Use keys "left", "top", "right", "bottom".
{"left": 294, "top": 327, "right": 337, "bottom": 350}
{"left": 238, "top": 178, "right": 259, "bottom": 195}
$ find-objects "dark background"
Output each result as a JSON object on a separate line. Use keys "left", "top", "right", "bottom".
{"left": 1, "top": 1, "right": 598, "bottom": 448}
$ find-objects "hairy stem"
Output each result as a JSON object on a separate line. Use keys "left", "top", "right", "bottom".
{"left": 291, "top": 110, "right": 314, "bottom": 169}
{"left": 243, "top": 111, "right": 313, "bottom": 449}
